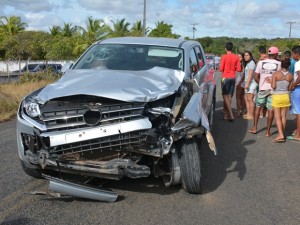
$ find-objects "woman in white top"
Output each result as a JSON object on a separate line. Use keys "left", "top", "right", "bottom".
{"left": 243, "top": 50, "right": 258, "bottom": 120}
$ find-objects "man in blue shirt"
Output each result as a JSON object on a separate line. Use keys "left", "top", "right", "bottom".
{"left": 284, "top": 50, "right": 295, "bottom": 74}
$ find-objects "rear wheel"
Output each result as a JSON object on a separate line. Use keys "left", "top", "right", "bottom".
{"left": 20, "top": 160, "right": 43, "bottom": 179}
{"left": 178, "top": 138, "right": 202, "bottom": 194}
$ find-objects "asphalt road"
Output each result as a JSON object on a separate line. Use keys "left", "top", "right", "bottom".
{"left": 0, "top": 72, "right": 300, "bottom": 225}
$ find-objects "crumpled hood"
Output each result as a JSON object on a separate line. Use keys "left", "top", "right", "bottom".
{"left": 36, "top": 67, "right": 185, "bottom": 104}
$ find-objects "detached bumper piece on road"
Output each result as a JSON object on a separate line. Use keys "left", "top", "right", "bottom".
{"left": 47, "top": 176, "right": 118, "bottom": 202}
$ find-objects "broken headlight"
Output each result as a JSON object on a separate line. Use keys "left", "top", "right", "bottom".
{"left": 23, "top": 98, "right": 41, "bottom": 118}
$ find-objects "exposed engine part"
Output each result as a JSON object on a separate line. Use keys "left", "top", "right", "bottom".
{"left": 162, "top": 150, "right": 181, "bottom": 187}
{"left": 159, "top": 136, "right": 173, "bottom": 156}
{"left": 45, "top": 158, "right": 151, "bottom": 179}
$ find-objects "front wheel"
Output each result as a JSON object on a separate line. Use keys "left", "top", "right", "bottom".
{"left": 178, "top": 138, "right": 202, "bottom": 194}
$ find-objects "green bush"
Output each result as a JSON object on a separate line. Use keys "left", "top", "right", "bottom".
{"left": 19, "top": 69, "right": 62, "bottom": 83}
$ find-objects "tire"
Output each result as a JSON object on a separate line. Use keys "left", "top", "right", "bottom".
{"left": 178, "top": 138, "right": 202, "bottom": 194}
{"left": 20, "top": 160, "right": 43, "bottom": 179}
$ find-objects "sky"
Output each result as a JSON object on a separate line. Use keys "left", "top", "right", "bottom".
{"left": 1, "top": 0, "right": 300, "bottom": 39}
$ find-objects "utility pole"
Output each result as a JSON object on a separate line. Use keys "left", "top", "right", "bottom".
{"left": 143, "top": 0, "right": 146, "bottom": 37}
{"left": 191, "top": 23, "right": 198, "bottom": 40}
{"left": 287, "top": 21, "right": 296, "bottom": 39}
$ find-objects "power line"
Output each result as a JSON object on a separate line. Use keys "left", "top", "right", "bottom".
{"left": 191, "top": 23, "right": 198, "bottom": 40}
{"left": 287, "top": 21, "right": 296, "bottom": 39}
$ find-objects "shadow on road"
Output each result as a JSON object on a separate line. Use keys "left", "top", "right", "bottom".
{"left": 200, "top": 100, "right": 251, "bottom": 194}
{"left": 1, "top": 218, "right": 33, "bottom": 225}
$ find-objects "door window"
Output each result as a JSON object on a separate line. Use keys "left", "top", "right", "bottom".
{"left": 189, "top": 48, "right": 199, "bottom": 75}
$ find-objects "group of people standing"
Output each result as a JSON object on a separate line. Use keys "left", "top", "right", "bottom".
{"left": 219, "top": 42, "right": 300, "bottom": 143}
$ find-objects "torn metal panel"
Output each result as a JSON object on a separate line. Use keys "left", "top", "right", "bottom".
{"left": 172, "top": 92, "right": 210, "bottom": 131}
{"left": 48, "top": 177, "right": 118, "bottom": 202}
{"left": 147, "top": 107, "right": 172, "bottom": 115}
{"left": 36, "top": 67, "right": 185, "bottom": 104}
{"left": 206, "top": 131, "right": 217, "bottom": 155}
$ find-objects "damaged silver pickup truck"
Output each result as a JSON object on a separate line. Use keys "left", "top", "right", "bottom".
{"left": 17, "top": 37, "right": 216, "bottom": 195}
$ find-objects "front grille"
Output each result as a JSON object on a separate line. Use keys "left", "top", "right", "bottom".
{"left": 50, "top": 130, "right": 148, "bottom": 156}
{"left": 40, "top": 97, "right": 145, "bottom": 131}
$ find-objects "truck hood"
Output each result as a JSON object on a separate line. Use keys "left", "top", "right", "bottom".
{"left": 36, "top": 67, "right": 185, "bottom": 104}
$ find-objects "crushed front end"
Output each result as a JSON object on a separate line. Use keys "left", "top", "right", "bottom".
{"left": 17, "top": 81, "right": 215, "bottom": 184}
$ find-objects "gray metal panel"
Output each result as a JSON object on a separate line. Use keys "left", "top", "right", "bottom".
{"left": 48, "top": 177, "right": 118, "bottom": 202}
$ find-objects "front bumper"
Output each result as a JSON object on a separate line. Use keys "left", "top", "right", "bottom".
{"left": 17, "top": 112, "right": 153, "bottom": 178}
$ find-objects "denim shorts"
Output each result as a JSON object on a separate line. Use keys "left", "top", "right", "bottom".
{"left": 245, "top": 80, "right": 258, "bottom": 94}
{"left": 221, "top": 78, "right": 235, "bottom": 96}
{"left": 290, "top": 87, "right": 300, "bottom": 114}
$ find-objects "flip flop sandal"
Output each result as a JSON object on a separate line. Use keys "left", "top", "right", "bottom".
{"left": 286, "top": 136, "right": 300, "bottom": 142}
{"left": 273, "top": 138, "right": 286, "bottom": 143}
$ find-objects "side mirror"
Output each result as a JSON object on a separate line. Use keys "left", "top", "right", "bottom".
{"left": 61, "top": 63, "right": 73, "bottom": 74}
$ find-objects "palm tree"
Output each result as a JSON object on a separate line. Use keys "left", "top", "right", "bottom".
{"left": 49, "top": 25, "right": 62, "bottom": 36}
{"left": 149, "top": 21, "right": 180, "bottom": 38}
{"left": 130, "top": 20, "right": 151, "bottom": 36}
{"left": 130, "top": 21, "right": 143, "bottom": 37}
{"left": 73, "top": 16, "right": 108, "bottom": 56}
{"left": 107, "top": 18, "right": 130, "bottom": 38}
{"left": 78, "top": 16, "right": 108, "bottom": 44}
{"left": 61, "top": 23, "right": 77, "bottom": 37}
{"left": 0, "top": 16, "right": 27, "bottom": 36}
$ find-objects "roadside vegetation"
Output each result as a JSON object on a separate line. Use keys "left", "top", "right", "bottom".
{"left": 0, "top": 70, "right": 59, "bottom": 122}
{"left": 1, "top": 15, "right": 300, "bottom": 63}
{"left": 0, "top": 15, "right": 299, "bottom": 122}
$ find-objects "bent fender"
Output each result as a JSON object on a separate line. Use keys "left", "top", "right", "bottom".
{"left": 172, "top": 91, "right": 217, "bottom": 154}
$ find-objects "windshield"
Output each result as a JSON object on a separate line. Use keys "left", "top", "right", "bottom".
{"left": 22, "top": 64, "right": 39, "bottom": 71}
{"left": 73, "top": 44, "right": 184, "bottom": 71}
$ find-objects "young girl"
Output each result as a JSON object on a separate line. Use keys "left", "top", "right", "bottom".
{"left": 270, "top": 59, "right": 293, "bottom": 143}
{"left": 243, "top": 50, "right": 257, "bottom": 120}
{"left": 235, "top": 53, "right": 246, "bottom": 117}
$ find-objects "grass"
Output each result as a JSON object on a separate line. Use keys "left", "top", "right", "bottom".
{"left": 0, "top": 80, "right": 52, "bottom": 122}
{"left": 0, "top": 71, "right": 59, "bottom": 122}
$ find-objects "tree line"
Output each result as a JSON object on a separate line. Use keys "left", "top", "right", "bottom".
{"left": 0, "top": 15, "right": 299, "bottom": 62}
{"left": 196, "top": 36, "right": 300, "bottom": 60}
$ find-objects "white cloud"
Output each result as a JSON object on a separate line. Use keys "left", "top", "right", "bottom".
{"left": 3, "top": 0, "right": 52, "bottom": 12}
{"left": 1, "top": 0, "right": 300, "bottom": 39}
